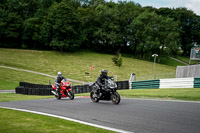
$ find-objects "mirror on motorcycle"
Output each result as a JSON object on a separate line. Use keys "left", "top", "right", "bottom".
{"left": 62, "top": 78, "right": 68, "bottom": 82}
{"left": 88, "top": 82, "right": 94, "bottom": 86}
{"left": 108, "top": 76, "right": 114, "bottom": 80}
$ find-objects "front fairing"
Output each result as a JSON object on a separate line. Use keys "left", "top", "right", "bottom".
{"left": 52, "top": 84, "right": 55, "bottom": 88}
{"left": 61, "top": 79, "right": 71, "bottom": 88}
{"left": 107, "top": 79, "right": 117, "bottom": 89}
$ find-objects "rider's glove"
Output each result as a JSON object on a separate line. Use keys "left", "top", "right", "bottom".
{"left": 102, "top": 85, "right": 105, "bottom": 89}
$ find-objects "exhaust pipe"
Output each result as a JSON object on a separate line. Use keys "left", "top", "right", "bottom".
{"left": 51, "top": 90, "right": 58, "bottom": 96}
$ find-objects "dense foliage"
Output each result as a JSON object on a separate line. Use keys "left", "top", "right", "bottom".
{"left": 1, "top": 0, "right": 200, "bottom": 57}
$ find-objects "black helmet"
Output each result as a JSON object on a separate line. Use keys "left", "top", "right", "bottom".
{"left": 57, "top": 72, "right": 62, "bottom": 77}
{"left": 101, "top": 69, "right": 108, "bottom": 77}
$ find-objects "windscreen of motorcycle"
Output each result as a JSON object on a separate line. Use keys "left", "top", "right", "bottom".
{"left": 107, "top": 79, "right": 117, "bottom": 88}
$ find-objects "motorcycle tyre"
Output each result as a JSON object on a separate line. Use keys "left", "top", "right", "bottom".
{"left": 55, "top": 95, "right": 61, "bottom": 100}
{"left": 111, "top": 91, "right": 120, "bottom": 105}
{"left": 68, "top": 91, "right": 74, "bottom": 100}
{"left": 90, "top": 91, "right": 99, "bottom": 103}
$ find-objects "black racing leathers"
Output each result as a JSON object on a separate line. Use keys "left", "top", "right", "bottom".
{"left": 96, "top": 74, "right": 108, "bottom": 91}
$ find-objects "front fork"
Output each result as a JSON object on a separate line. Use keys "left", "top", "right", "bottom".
{"left": 65, "top": 88, "right": 72, "bottom": 96}
{"left": 66, "top": 88, "right": 70, "bottom": 92}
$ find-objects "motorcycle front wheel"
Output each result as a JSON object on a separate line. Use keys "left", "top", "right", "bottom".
{"left": 90, "top": 91, "right": 99, "bottom": 103}
{"left": 111, "top": 91, "right": 120, "bottom": 104}
{"left": 68, "top": 90, "right": 74, "bottom": 100}
{"left": 55, "top": 95, "right": 61, "bottom": 100}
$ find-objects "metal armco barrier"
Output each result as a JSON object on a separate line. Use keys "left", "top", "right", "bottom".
{"left": 131, "top": 78, "right": 200, "bottom": 89}
{"left": 116, "top": 81, "right": 129, "bottom": 90}
{"left": 159, "top": 78, "right": 194, "bottom": 88}
{"left": 16, "top": 82, "right": 52, "bottom": 95}
{"left": 132, "top": 80, "right": 160, "bottom": 89}
{"left": 15, "top": 81, "right": 129, "bottom": 95}
{"left": 194, "top": 78, "right": 200, "bottom": 88}
{"left": 72, "top": 85, "right": 91, "bottom": 94}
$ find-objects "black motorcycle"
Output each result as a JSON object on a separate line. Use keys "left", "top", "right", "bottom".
{"left": 89, "top": 77, "right": 121, "bottom": 104}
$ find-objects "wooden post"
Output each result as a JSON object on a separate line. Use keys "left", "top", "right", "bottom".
{"left": 89, "top": 65, "right": 95, "bottom": 81}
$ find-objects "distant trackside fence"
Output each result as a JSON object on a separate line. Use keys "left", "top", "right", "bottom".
{"left": 15, "top": 81, "right": 129, "bottom": 95}
{"left": 176, "top": 64, "right": 200, "bottom": 78}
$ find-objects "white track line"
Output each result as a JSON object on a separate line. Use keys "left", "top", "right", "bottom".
{"left": 0, "top": 106, "right": 133, "bottom": 133}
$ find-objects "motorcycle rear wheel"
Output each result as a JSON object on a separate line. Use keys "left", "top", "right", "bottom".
{"left": 68, "top": 91, "right": 74, "bottom": 100}
{"left": 111, "top": 91, "right": 120, "bottom": 104}
{"left": 90, "top": 91, "right": 99, "bottom": 103}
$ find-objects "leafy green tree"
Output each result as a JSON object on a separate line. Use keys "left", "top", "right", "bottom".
{"left": 77, "top": 1, "right": 97, "bottom": 49}
{"left": 112, "top": 51, "right": 123, "bottom": 68}
{"left": 157, "top": 7, "right": 200, "bottom": 55}
{"left": 116, "top": 1, "right": 142, "bottom": 51}
{"left": 41, "top": 1, "right": 82, "bottom": 51}
{"left": 158, "top": 17, "right": 180, "bottom": 55}
{"left": 192, "top": 16, "right": 200, "bottom": 46}
{"left": 7, "top": 0, "right": 40, "bottom": 20}
{"left": 0, "top": 7, "right": 22, "bottom": 47}
{"left": 22, "top": 17, "right": 41, "bottom": 49}
{"left": 0, "top": 0, "right": 199, "bottom": 56}
{"left": 129, "top": 11, "right": 180, "bottom": 58}
{"left": 129, "top": 11, "right": 158, "bottom": 58}
{"left": 93, "top": 3, "right": 119, "bottom": 51}
{"left": 78, "top": 0, "right": 119, "bottom": 52}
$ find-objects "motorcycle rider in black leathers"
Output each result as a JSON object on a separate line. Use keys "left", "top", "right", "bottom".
{"left": 55, "top": 72, "right": 67, "bottom": 96}
{"left": 95, "top": 69, "right": 108, "bottom": 98}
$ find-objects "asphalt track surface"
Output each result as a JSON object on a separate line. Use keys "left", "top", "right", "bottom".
{"left": 0, "top": 90, "right": 15, "bottom": 93}
{"left": 1, "top": 97, "right": 200, "bottom": 133}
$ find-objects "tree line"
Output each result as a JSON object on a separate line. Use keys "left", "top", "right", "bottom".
{"left": 1, "top": 0, "right": 200, "bottom": 58}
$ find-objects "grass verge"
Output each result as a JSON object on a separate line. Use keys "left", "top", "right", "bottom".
{"left": 0, "top": 80, "right": 19, "bottom": 90}
{"left": 118, "top": 88, "right": 200, "bottom": 101}
{"left": 175, "top": 55, "right": 199, "bottom": 64}
{"left": 0, "top": 93, "right": 53, "bottom": 102}
{"left": 159, "top": 56, "right": 186, "bottom": 67}
{"left": 0, "top": 108, "right": 115, "bottom": 133}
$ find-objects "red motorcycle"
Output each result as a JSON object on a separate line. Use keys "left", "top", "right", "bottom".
{"left": 51, "top": 79, "right": 74, "bottom": 100}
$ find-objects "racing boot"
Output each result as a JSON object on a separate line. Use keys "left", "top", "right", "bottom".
{"left": 94, "top": 90, "right": 99, "bottom": 98}
{"left": 96, "top": 89, "right": 102, "bottom": 99}
{"left": 56, "top": 88, "right": 60, "bottom": 96}
{"left": 98, "top": 92, "right": 102, "bottom": 98}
